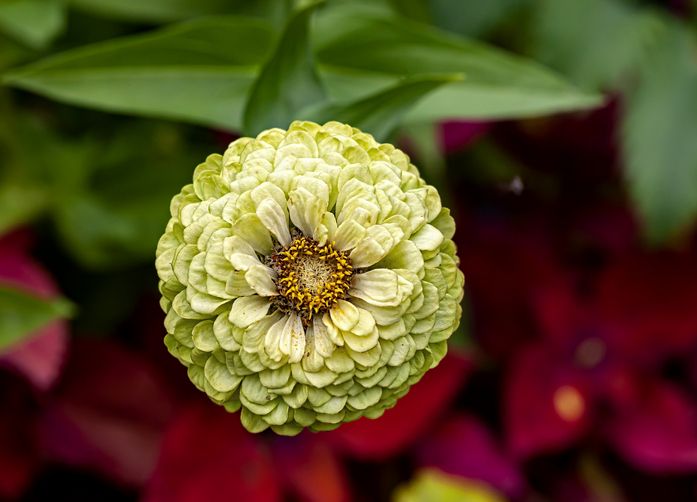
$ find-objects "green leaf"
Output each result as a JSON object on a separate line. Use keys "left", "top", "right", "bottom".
{"left": 4, "top": 4, "right": 600, "bottom": 129}
{"left": 0, "top": 180, "right": 48, "bottom": 234}
{"left": 243, "top": 0, "right": 326, "bottom": 135}
{"left": 315, "top": 5, "right": 601, "bottom": 121}
{"left": 527, "top": 0, "right": 665, "bottom": 90}
{"left": 429, "top": 0, "right": 528, "bottom": 38}
{"left": 68, "top": 0, "right": 292, "bottom": 24}
{"left": 308, "top": 74, "right": 460, "bottom": 141}
{"left": 386, "top": 0, "right": 433, "bottom": 24}
{"left": 4, "top": 17, "right": 275, "bottom": 130}
{"left": 0, "top": 34, "right": 31, "bottom": 69}
{"left": 0, "top": 0, "right": 64, "bottom": 49}
{"left": 622, "top": 26, "right": 697, "bottom": 243}
{"left": 50, "top": 122, "right": 212, "bottom": 269}
{"left": 0, "top": 285, "right": 73, "bottom": 353}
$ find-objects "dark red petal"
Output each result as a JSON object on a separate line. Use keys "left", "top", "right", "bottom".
{"left": 532, "top": 274, "right": 587, "bottom": 347}
{"left": 414, "top": 414, "right": 524, "bottom": 498}
{"left": 143, "top": 402, "right": 282, "bottom": 502}
{"left": 39, "top": 338, "right": 176, "bottom": 486}
{"left": 326, "top": 351, "right": 472, "bottom": 460}
{"left": 607, "top": 380, "right": 697, "bottom": 473}
{"left": 598, "top": 251, "right": 697, "bottom": 361}
{"left": 0, "top": 242, "right": 68, "bottom": 391}
{"left": 457, "top": 220, "right": 559, "bottom": 360}
{"left": 0, "top": 373, "right": 40, "bottom": 500}
{"left": 273, "top": 433, "right": 351, "bottom": 502}
{"left": 504, "top": 345, "right": 591, "bottom": 459}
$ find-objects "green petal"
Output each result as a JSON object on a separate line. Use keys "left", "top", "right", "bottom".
{"left": 233, "top": 213, "right": 273, "bottom": 255}
{"left": 204, "top": 356, "right": 242, "bottom": 393}
{"left": 229, "top": 295, "right": 271, "bottom": 328}
{"left": 192, "top": 320, "right": 218, "bottom": 352}
{"left": 244, "top": 264, "right": 278, "bottom": 297}
{"left": 329, "top": 299, "right": 360, "bottom": 332}
{"left": 256, "top": 198, "right": 291, "bottom": 246}
{"left": 349, "top": 269, "right": 413, "bottom": 307}
{"left": 410, "top": 224, "right": 444, "bottom": 251}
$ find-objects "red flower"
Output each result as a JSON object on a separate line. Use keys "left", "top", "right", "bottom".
{"left": 503, "top": 248, "right": 697, "bottom": 472}
{"left": 326, "top": 350, "right": 472, "bottom": 460}
{"left": 143, "top": 401, "right": 350, "bottom": 502}
{"left": 39, "top": 338, "right": 177, "bottom": 486}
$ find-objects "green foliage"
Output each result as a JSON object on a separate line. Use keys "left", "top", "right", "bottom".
{"left": 0, "top": 285, "right": 72, "bottom": 352}
{"left": 4, "top": 1, "right": 599, "bottom": 136}
{"left": 309, "top": 74, "right": 461, "bottom": 141}
{"left": 314, "top": 4, "right": 601, "bottom": 121}
{"left": 52, "top": 123, "right": 209, "bottom": 268}
{"left": 521, "top": 0, "right": 697, "bottom": 242}
{"left": 68, "top": 0, "right": 291, "bottom": 24}
{"left": 390, "top": 0, "right": 529, "bottom": 38}
{"left": 0, "top": 0, "right": 65, "bottom": 49}
{"left": 527, "top": 0, "right": 665, "bottom": 90}
{"left": 0, "top": 107, "right": 212, "bottom": 268}
{"left": 622, "top": 25, "right": 697, "bottom": 243}
{"left": 0, "top": 182, "right": 47, "bottom": 234}
{"left": 243, "top": 1, "right": 326, "bottom": 135}
{"left": 4, "top": 18, "right": 275, "bottom": 130}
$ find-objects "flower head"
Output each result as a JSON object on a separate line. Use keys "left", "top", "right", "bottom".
{"left": 155, "top": 121, "right": 464, "bottom": 435}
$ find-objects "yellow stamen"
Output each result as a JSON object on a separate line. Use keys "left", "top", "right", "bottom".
{"left": 269, "top": 235, "right": 354, "bottom": 323}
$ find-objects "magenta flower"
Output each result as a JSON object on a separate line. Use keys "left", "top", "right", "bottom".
{"left": 504, "top": 249, "right": 697, "bottom": 471}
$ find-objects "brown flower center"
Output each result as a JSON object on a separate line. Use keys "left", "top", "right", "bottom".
{"left": 269, "top": 235, "right": 353, "bottom": 323}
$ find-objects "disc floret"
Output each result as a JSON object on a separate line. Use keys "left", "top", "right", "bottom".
{"left": 269, "top": 234, "right": 353, "bottom": 323}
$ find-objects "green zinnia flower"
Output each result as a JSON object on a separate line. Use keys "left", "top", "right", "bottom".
{"left": 156, "top": 121, "right": 464, "bottom": 435}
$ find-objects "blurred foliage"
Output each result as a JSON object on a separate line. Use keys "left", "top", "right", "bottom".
{"left": 621, "top": 24, "right": 697, "bottom": 243}
{"left": 68, "top": 0, "right": 292, "bottom": 24}
{"left": 527, "top": 0, "right": 664, "bottom": 90}
{"left": 0, "top": 284, "right": 71, "bottom": 351}
{"left": 0, "top": 0, "right": 65, "bottom": 49}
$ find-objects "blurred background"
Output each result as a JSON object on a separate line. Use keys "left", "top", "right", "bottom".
{"left": 2, "top": 0, "right": 697, "bottom": 500}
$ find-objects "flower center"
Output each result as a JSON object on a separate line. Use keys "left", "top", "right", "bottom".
{"left": 269, "top": 235, "right": 353, "bottom": 322}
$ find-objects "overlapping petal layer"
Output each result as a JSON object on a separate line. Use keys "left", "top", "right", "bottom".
{"left": 156, "top": 121, "right": 464, "bottom": 434}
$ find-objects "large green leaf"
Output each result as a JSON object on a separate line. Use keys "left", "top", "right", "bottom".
{"left": 5, "top": 4, "right": 599, "bottom": 131}
{"left": 622, "top": 26, "right": 697, "bottom": 243}
{"left": 68, "top": 0, "right": 291, "bottom": 24}
{"left": 243, "top": 1, "right": 326, "bottom": 135}
{"left": 4, "top": 17, "right": 275, "bottom": 130}
{"left": 308, "top": 74, "right": 460, "bottom": 141}
{"left": 0, "top": 285, "right": 73, "bottom": 353}
{"left": 0, "top": 0, "right": 64, "bottom": 49}
{"left": 527, "top": 0, "right": 665, "bottom": 90}
{"left": 314, "top": 4, "right": 601, "bottom": 121}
